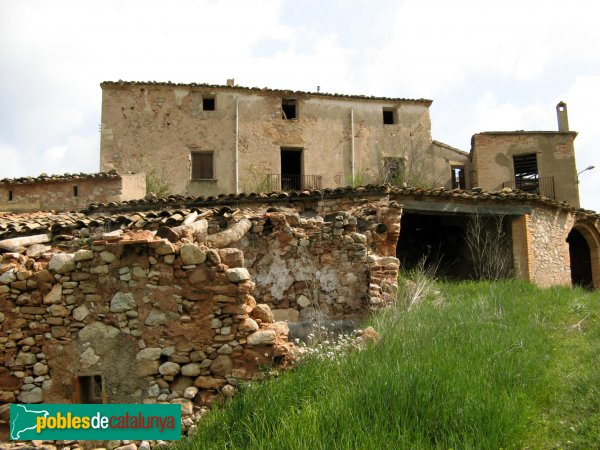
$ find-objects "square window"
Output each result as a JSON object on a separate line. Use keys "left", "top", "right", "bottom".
{"left": 76, "top": 374, "right": 104, "bottom": 404}
{"left": 282, "top": 99, "right": 297, "bottom": 120}
{"left": 383, "top": 108, "right": 395, "bottom": 125}
{"left": 191, "top": 151, "right": 214, "bottom": 180}
{"left": 203, "top": 96, "right": 215, "bottom": 111}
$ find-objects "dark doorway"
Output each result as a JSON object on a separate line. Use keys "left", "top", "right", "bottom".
{"left": 281, "top": 148, "right": 302, "bottom": 190}
{"left": 567, "top": 228, "right": 593, "bottom": 289}
{"left": 396, "top": 213, "right": 473, "bottom": 279}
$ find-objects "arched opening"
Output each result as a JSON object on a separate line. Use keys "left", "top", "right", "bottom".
{"left": 567, "top": 228, "right": 592, "bottom": 289}
{"left": 567, "top": 221, "right": 600, "bottom": 290}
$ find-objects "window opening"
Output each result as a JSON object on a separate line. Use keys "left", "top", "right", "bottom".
{"left": 282, "top": 99, "right": 297, "bottom": 120}
{"left": 383, "top": 107, "right": 395, "bottom": 124}
{"left": 203, "top": 96, "right": 215, "bottom": 111}
{"left": 77, "top": 375, "right": 104, "bottom": 404}
{"left": 191, "top": 151, "right": 214, "bottom": 180}
{"left": 513, "top": 153, "right": 539, "bottom": 193}
{"left": 451, "top": 166, "right": 466, "bottom": 189}
{"left": 8, "top": 190, "right": 13, "bottom": 201}
{"left": 73, "top": 186, "right": 79, "bottom": 197}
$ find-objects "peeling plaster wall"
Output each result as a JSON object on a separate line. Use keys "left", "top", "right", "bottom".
{"left": 100, "top": 84, "right": 437, "bottom": 196}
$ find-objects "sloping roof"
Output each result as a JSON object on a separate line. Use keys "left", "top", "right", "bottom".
{"left": 431, "top": 140, "right": 469, "bottom": 157}
{"left": 0, "top": 171, "right": 120, "bottom": 186}
{"left": 1, "top": 185, "right": 597, "bottom": 241}
{"left": 100, "top": 80, "right": 433, "bottom": 105}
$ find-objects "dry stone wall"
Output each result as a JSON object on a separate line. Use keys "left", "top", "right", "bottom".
{"left": 0, "top": 236, "right": 291, "bottom": 411}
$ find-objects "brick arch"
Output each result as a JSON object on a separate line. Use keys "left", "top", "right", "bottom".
{"left": 569, "top": 220, "right": 600, "bottom": 289}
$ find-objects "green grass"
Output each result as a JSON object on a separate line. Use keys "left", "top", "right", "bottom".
{"left": 176, "top": 281, "right": 600, "bottom": 449}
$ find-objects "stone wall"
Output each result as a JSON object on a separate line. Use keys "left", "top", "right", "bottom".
{"left": 0, "top": 173, "right": 146, "bottom": 213}
{"left": 0, "top": 236, "right": 292, "bottom": 409}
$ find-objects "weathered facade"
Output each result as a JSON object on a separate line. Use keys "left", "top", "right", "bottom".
{"left": 0, "top": 172, "right": 146, "bottom": 213}
{"left": 99, "top": 81, "right": 470, "bottom": 196}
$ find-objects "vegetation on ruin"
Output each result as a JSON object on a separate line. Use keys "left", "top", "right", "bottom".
{"left": 178, "top": 280, "right": 600, "bottom": 449}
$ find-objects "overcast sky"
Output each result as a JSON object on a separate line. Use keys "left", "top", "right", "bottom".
{"left": 1, "top": 0, "right": 599, "bottom": 210}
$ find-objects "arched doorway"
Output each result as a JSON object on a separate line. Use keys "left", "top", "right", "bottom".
{"left": 567, "top": 221, "right": 600, "bottom": 289}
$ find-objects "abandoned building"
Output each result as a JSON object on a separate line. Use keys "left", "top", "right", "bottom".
{"left": 1, "top": 184, "right": 600, "bottom": 414}
{"left": 0, "top": 80, "right": 598, "bottom": 427}
{"left": 99, "top": 81, "right": 581, "bottom": 208}
{"left": 0, "top": 172, "right": 146, "bottom": 213}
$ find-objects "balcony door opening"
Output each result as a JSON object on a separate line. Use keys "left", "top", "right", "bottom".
{"left": 281, "top": 148, "right": 303, "bottom": 191}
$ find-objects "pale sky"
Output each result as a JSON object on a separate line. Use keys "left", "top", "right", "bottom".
{"left": 1, "top": 0, "right": 599, "bottom": 210}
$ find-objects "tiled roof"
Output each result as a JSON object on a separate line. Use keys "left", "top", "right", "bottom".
{"left": 100, "top": 80, "right": 433, "bottom": 105}
{"left": 0, "top": 185, "right": 597, "bottom": 241}
{"left": 0, "top": 171, "right": 120, "bottom": 185}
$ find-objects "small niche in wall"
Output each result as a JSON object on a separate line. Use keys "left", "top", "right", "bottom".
{"left": 74, "top": 374, "right": 105, "bottom": 404}
{"left": 8, "top": 190, "right": 12, "bottom": 201}
{"left": 73, "top": 186, "right": 79, "bottom": 197}
{"left": 203, "top": 96, "right": 215, "bottom": 111}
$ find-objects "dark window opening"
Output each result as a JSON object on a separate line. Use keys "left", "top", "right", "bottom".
{"left": 282, "top": 99, "right": 297, "bottom": 120}
{"left": 281, "top": 148, "right": 302, "bottom": 190}
{"left": 451, "top": 166, "right": 466, "bottom": 189}
{"left": 77, "top": 375, "right": 104, "bottom": 404}
{"left": 191, "top": 152, "right": 214, "bottom": 180}
{"left": 73, "top": 186, "right": 79, "bottom": 197}
{"left": 383, "top": 157, "right": 405, "bottom": 184}
{"left": 383, "top": 108, "right": 395, "bottom": 125}
{"left": 513, "top": 153, "right": 539, "bottom": 193}
{"left": 567, "top": 228, "right": 593, "bottom": 289}
{"left": 203, "top": 96, "right": 215, "bottom": 111}
{"left": 8, "top": 190, "right": 12, "bottom": 201}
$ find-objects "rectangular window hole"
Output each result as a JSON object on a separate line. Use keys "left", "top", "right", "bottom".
{"left": 73, "top": 186, "right": 79, "bottom": 197}
{"left": 203, "top": 96, "right": 215, "bottom": 111}
{"left": 383, "top": 108, "right": 396, "bottom": 125}
{"left": 8, "top": 190, "right": 13, "bottom": 201}
{"left": 282, "top": 99, "right": 297, "bottom": 120}
{"left": 77, "top": 374, "right": 104, "bottom": 404}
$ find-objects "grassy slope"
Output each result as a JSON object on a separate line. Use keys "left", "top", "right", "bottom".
{"left": 177, "top": 281, "right": 600, "bottom": 449}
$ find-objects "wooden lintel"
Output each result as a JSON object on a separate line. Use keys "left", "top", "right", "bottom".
{"left": 400, "top": 200, "right": 532, "bottom": 216}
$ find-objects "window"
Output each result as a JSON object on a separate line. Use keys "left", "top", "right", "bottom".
{"left": 73, "top": 186, "right": 79, "bottom": 197}
{"left": 282, "top": 99, "right": 297, "bottom": 120}
{"left": 451, "top": 166, "right": 466, "bottom": 189}
{"left": 383, "top": 157, "right": 405, "bottom": 183}
{"left": 76, "top": 375, "right": 104, "bottom": 404}
{"left": 383, "top": 107, "right": 396, "bottom": 125}
{"left": 8, "top": 190, "right": 12, "bottom": 201}
{"left": 191, "top": 151, "right": 214, "bottom": 180}
{"left": 513, "top": 153, "right": 539, "bottom": 193}
{"left": 203, "top": 95, "right": 215, "bottom": 111}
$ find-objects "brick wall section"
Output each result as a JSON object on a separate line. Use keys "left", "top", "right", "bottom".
{"left": 0, "top": 239, "right": 291, "bottom": 407}
{"left": 511, "top": 215, "right": 532, "bottom": 280}
{"left": 0, "top": 173, "right": 146, "bottom": 213}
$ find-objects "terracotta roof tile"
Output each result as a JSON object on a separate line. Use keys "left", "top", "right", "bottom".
{"left": 100, "top": 80, "right": 432, "bottom": 105}
{"left": 0, "top": 171, "right": 121, "bottom": 185}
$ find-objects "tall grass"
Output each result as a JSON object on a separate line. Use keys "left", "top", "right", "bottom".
{"left": 177, "top": 280, "right": 600, "bottom": 449}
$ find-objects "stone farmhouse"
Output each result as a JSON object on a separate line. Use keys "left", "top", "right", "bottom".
{"left": 0, "top": 81, "right": 599, "bottom": 424}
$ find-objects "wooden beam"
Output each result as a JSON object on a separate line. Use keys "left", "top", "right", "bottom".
{"left": 400, "top": 200, "right": 532, "bottom": 216}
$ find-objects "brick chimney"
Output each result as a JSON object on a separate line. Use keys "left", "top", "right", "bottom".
{"left": 556, "top": 101, "right": 569, "bottom": 132}
{"left": 227, "top": 78, "right": 235, "bottom": 87}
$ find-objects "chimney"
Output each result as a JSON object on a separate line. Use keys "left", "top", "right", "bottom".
{"left": 556, "top": 101, "right": 569, "bottom": 132}
{"left": 226, "top": 78, "right": 235, "bottom": 87}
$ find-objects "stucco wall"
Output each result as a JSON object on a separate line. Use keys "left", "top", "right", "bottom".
{"left": 471, "top": 132, "right": 579, "bottom": 207}
{"left": 100, "top": 84, "right": 442, "bottom": 196}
